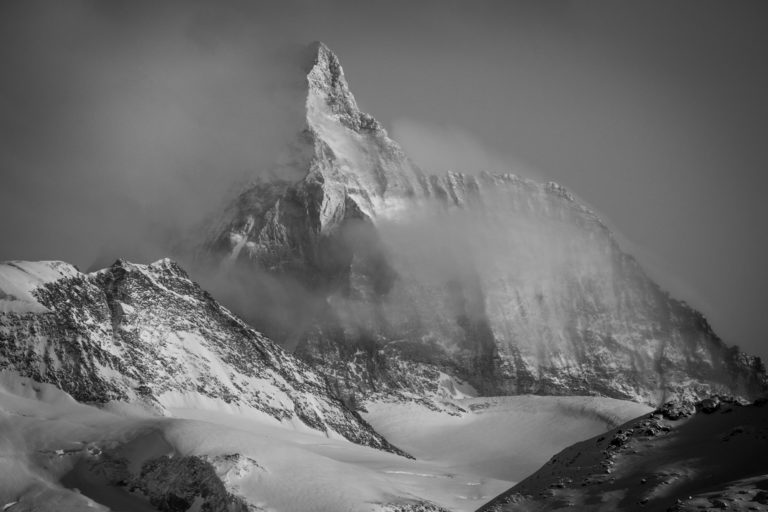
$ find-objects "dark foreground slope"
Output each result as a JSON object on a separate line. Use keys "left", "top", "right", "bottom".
{"left": 478, "top": 397, "right": 768, "bottom": 512}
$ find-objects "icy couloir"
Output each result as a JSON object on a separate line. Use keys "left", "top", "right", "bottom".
{"left": 202, "top": 42, "right": 766, "bottom": 406}
{"left": 0, "top": 258, "right": 405, "bottom": 454}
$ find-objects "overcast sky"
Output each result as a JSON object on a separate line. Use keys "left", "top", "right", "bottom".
{"left": 1, "top": 0, "right": 766, "bottom": 359}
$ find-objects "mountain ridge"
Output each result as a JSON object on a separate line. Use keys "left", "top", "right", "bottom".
{"left": 0, "top": 257, "right": 407, "bottom": 455}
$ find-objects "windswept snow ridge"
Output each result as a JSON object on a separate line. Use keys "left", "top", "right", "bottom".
{"left": 0, "top": 258, "right": 403, "bottom": 454}
{"left": 0, "top": 261, "right": 79, "bottom": 313}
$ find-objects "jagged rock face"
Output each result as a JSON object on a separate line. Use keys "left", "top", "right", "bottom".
{"left": 203, "top": 42, "right": 767, "bottom": 405}
{"left": 0, "top": 258, "right": 403, "bottom": 453}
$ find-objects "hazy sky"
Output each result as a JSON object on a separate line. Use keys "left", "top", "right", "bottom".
{"left": 1, "top": 1, "right": 766, "bottom": 359}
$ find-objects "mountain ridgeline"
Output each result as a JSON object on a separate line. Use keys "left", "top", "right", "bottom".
{"left": 200, "top": 42, "right": 766, "bottom": 406}
{"left": 0, "top": 258, "right": 405, "bottom": 454}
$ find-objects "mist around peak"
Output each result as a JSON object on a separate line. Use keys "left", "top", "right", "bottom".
{"left": 0, "top": 2, "right": 316, "bottom": 270}
{"left": 391, "top": 118, "right": 542, "bottom": 181}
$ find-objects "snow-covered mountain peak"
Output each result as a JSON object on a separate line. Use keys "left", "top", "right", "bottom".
{"left": 201, "top": 43, "right": 767, "bottom": 406}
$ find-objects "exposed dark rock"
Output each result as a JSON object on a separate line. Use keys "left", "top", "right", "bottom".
{"left": 137, "top": 455, "right": 248, "bottom": 512}
{"left": 654, "top": 400, "right": 697, "bottom": 421}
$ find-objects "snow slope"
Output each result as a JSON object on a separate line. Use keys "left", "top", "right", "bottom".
{"left": 0, "top": 371, "right": 651, "bottom": 512}
{"left": 0, "top": 261, "right": 79, "bottom": 313}
{"left": 0, "top": 370, "right": 489, "bottom": 511}
{"left": 364, "top": 397, "right": 651, "bottom": 484}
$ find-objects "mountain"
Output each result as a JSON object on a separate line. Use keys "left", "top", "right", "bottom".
{"left": 0, "top": 258, "right": 656, "bottom": 511}
{"left": 0, "top": 258, "right": 402, "bottom": 454}
{"left": 3, "top": 40, "right": 764, "bottom": 512}
{"left": 477, "top": 396, "right": 768, "bottom": 512}
{"left": 201, "top": 41, "right": 766, "bottom": 406}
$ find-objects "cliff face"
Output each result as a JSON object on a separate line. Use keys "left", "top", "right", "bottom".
{"left": 202, "top": 42, "right": 766, "bottom": 405}
{"left": 0, "top": 258, "right": 403, "bottom": 453}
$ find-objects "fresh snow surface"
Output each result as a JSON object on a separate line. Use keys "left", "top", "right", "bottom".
{"left": 363, "top": 396, "right": 652, "bottom": 484}
{"left": 0, "top": 371, "right": 497, "bottom": 511}
{"left": 0, "top": 261, "right": 80, "bottom": 313}
{"left": 0, "top": 371, "right": 650, "bottom": 512}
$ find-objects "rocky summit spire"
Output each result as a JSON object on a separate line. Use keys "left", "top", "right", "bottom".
{"left": 306, "top": 42, "right": 358, "bottom": 113}
{"left": 304, "top": 41, "right": 381, "bottom": 134}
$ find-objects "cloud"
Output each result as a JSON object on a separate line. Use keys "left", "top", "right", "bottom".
{"left": 0, "top": 0, "right": 311, "bottom": 269}
{"left": 390, "top": 118, "right": 541, "bottom": 179}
